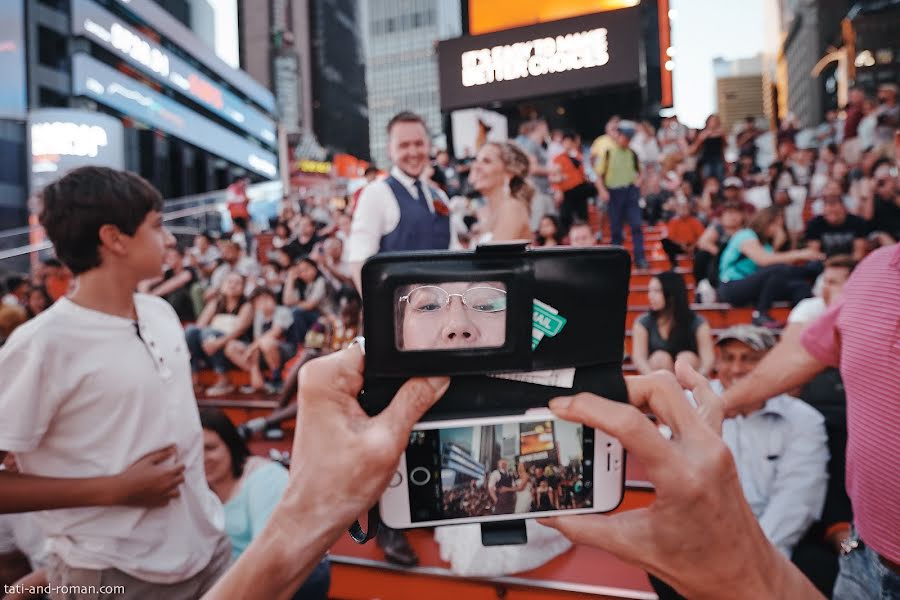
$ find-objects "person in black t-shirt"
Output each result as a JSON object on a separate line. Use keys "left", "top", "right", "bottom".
{"left": 867, "top": 175, "right": 899, "bottom": 246}
{"left": 283, "top": 215, "right": 322, "bottom": 260}
{"left": 804, "top": 190, "right": 867, "bottom": 261}
{"left": 137, "top": 246, "right": 197, "bottom": 321}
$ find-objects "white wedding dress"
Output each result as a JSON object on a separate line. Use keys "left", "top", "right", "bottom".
{"left": 434, "top": 519, "right": 572, "bottom": 577}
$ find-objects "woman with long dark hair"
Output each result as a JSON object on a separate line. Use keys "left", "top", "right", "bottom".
{"left": 200, "top": 408, "right": 330, "bottom": 599}
{"left": 717, "top": 206, "right": 824, "bottom": 327}
{"left": 631, "top": 271, "right": 715, "bottom": 376}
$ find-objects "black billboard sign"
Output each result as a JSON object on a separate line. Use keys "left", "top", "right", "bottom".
{"left": 438, "top": 7, "right": 641, "bottom": 111}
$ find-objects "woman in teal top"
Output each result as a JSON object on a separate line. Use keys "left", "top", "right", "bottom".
{"left": 201, "top": 408, "right": 330, "bottom": 599}
{"left": 717, "top": 206, "right": 823, "bottom": 327}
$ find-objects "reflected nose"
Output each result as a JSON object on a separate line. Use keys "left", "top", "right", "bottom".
{"left": 440, "top": 296, "right": 478, "bottom": 344}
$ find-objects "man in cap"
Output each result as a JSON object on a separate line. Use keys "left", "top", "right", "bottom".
{"left": 596, "top": 124, "right": 646, "bottom": 268}
{"left": 650, "top": 324, "right": 829, "bottom": 600}
{"left": 713, "top": 325, "right": 828, "bottom": 557}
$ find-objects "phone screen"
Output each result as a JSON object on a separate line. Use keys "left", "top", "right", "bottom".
{"left": 403, "top": 419, "right": 595, "bottom": 523}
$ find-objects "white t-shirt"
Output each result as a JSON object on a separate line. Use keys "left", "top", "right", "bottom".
{"left": 0, "top": 513, "right": 48, "bottom": 569}
{"left": 346, "top": 166, "right": 454, "bottom": 264}
{"left": 787, "top": 296, "right": 826, "bottom": 325}
{"left": 0, "top": 295, "right": 224, "bottom": 583}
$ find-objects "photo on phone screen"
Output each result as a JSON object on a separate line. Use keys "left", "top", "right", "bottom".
{"left": 381, "top": 414, "right": 623, "bottom": 528}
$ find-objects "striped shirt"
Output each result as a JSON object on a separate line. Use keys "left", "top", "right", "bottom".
{"left": 801, "top": 243, "right": 900, "bottom": 563}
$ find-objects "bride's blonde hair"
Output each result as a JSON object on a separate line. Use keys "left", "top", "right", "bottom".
{"left": 483, "top": 141, "right": 535, "bottom": 209}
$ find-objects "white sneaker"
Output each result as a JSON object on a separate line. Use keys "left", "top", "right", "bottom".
{"left": 696, "top": 279, "right": 716, "bottom": 304}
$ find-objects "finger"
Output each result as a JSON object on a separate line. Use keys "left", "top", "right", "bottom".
{"left": 146, "top": 445, "right": 177, "bottom": 464}
{"left": 674, "top": 359, "right": 723, "bottom": 434}
{"left": 373, "top": 376, "right": 450, "bottom": 442}
{"left": 622, "top": 371, "right": 697, "bottom": 435}
{"left": 539, "top": 509, "right": 653, "bottom": 567}
{"left": 549, "top": 393, "right": 671, "bottom": 470}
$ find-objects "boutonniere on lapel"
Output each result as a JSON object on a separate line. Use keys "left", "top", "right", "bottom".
{"left": 433, "top": 198, "right": 450, "bottom": 217}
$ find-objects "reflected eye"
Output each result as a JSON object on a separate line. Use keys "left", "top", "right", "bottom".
{"left": 406, "top": 287, "right": 448, "bottom": 312}
{"left": 464, "top": 287, "right": 507, "bottom": 313}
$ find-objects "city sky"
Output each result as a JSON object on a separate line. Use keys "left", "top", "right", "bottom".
{"left": 671, "top": 0, "right": 766, "bottom": 128}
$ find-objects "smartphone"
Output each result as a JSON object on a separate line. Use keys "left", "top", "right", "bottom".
{"left": 380, "top": 411, "right": 624, "bottom": 528}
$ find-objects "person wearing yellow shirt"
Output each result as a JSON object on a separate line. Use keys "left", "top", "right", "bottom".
{"left": 596, "top": 126, "right": 647, "bottom": 269}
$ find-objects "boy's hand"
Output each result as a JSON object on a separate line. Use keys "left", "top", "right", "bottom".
{"left": 113, "top": 445, "right": 185, "bottom": 507}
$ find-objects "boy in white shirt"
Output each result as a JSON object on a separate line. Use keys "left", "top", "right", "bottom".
{"left": 0, "top": 167, "right": 229, "bottom": 599}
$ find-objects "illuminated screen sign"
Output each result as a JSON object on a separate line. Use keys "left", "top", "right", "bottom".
{"left": 0, "top": 0, "right": 27, "bottom": 119}
{"left": 72, "top": 53, "right": 278, "bottom": 179}
{"left": 28, "top": 109, "right": 126, "bottom": 192}
{"left": 520, "top": 421, "right": 556, "bottom": 455}
{"left": 438, "top": 8, "right": 641, "bottom": 111}
{"left": 72, "top": 0, "right": 276, "bottom": 147}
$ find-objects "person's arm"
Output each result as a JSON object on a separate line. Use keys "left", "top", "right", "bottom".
{"left": 738, "top": 237, "right": 823, "bottom": 267}
{"left": 487, "top": 473, "right": 499, "bottom": 503}
{"left": 202, "top": 346, "right": 449, "bottom": 600}
{"left": 630, "top": 320, "right": 653, "bottom": 375}
{"left": 695, "top": 321, "right": 715, "bottom": 377}
{"left": 282, "top": 269, "right": 300, "bottom": 307}
{"left": 757, "top": 409, "right": 829, "bottom": 557}
{"left": 150, "top": 270, "right": 194, "bottom": 297}
{"left": 196, "top": 298, "right": 218, "bottom": 328}
{"left": 137, "top": 276, "right": 164, "bottom": 294}
{"left": 688, "top": 129, "right": 708, "bottom": 155}
{"left": 851, "top": 237, "right": 867, "bottom": 262}
{"left": 5, "top": 568, "right": 47, "bottom": 600}
{"left": 540, "top": 363, "right": 825, "bottom": 600}
{"left": 347, "top": 186, "right": 387, "bottom": 292}
{"left": 217, "top": 304, "right": 255, "bottom": 346}
{"left": 0, "top": 446, "right": 185, "bottom": 514}
{"left": 806, "top": 239, "right": 822, "bottom": 255}
{"left": 295, "top": 278, "right": 326, "bottom": 312}
{"left": 696, "top": 225, "right": 721, "bottom": 254}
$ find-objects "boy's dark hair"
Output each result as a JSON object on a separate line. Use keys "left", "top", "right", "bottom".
{"left": 199, "top": 408, "right": 250, "bottom": 478}
{"left": 824, "top": 254, "right": 858, "bottom": 273}
{"left": 40, "top": 257, "right": 64, "bottom": 268}
{"left": 387, "top": 111, "right": 428, "bottom": 136}
{"left": 39, "top": 167, "right": 163, "bottom": 275}
{"left": 248, "top": 286, "right": 278, "bottom": 303}
{"left": 561, "top": 129, "right": 578, "bottom": 141}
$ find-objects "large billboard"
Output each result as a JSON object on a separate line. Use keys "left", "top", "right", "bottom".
{"left": 71, "top": 0, "right": 276, "bottom": 147}
{"left": 438, "top": 8, "right": 641, "bottom": 111}
{"left": 28, "top": 109, "right": 126, "bottom": 193}
{"left": 110, "top": 0, "right": 275, "bottom": 113}
{"left": 0, "top": 0, "right": 27, "bottom": 120}
{"left": 71, "top": 53, "right": 278, "bottom": 179}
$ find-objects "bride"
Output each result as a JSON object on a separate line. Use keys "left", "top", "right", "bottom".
{"left": 467, "top": 141, "right": 534, "bottom": 243}
{"left": 514, "top": 462, "right": 535, "bottom": 513}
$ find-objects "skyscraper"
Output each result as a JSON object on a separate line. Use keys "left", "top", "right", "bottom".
{"left": 361, "top": 0, "right": 462, "bottom": 168}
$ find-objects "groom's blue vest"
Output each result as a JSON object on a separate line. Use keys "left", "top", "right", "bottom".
{"left": 378, "top": 176, "right": 451, "bottom": 252}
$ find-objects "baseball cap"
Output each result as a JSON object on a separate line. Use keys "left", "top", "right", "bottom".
{"left": 723, "top": 177, "right": 744, "bottom": 189}
{"left": 715, "top": 325, "right": 777, "bottom": 352}
{"left": 617, "top": 126, "right": 636, "bottom": 140}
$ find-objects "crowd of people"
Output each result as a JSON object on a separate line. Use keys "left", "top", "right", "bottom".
{"left": 484, "top": 459, "right": 588, "bottom": 517}
{"left": 0, "top": 81, "right": 896, "bottom": 599}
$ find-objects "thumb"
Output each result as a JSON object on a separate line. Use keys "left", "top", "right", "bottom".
{"left": 373, "top": 377, "right": 450, "bottom": 441}
{"left": 539, "top": 508, "right": 652, "bottom": 563}
{"left": 675, "top": 358, "right": 723, "bottom": 435}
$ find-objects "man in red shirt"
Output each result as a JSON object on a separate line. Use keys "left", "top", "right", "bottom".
{"left": 717, "top": 243, "right": 900, "bottom": 598}
{"left": 661, "top": 200, "right": 705, "bottom": 270}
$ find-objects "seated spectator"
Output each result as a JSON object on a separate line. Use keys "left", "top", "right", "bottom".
{"left": 782, "top": 255, "right": 858, "bottom": 343}
{"left": 271, "top": 221, "right": 291, "bottom": 250}
{"left": 283, "top": 215, "right": 321, "bottom": 261}
{"left": 0, "top": 453, "right": 49, "bottom": 597}
{"left": 283, "top": 258, "right": 329, "bottom": 343}
{"left": 186, "top": 272, "right": 254, "bottom": 396}
{"left": 24, "top": 286, "right": 52, "bottom": 320}
{"left": 206, "top": 239, "right": 259, "bottom": 301}
{"left": 632, "top": 272, "right": 714, "bottom": 376}
{"left": 260, "top": 259, "right": 287, "bottom": 298}
{"left": 535, "top": 214, "right": 563, "bottom": 247}
{"left": 223, "top": 287, "right": 295, "bottom": 395}
{"left": 566, "top": 221, "right": 596, "bottom": 248}
{"left": 660, "top": 200, "right": 705, "bottom": 270}
{"left": 230, "top": 216, "right": 252, "bottom": 255}
{"left": 186, "top": 231, "right": 221, "bottom": 280}
{"left": 313, "top": 237, "right": 353, "bottom": 293}
{"left": 1, "top": 275, "right": 28, "bottom": 307}
{"left": 804, "top": 182, "right": 868, "bottom": 261}
{"left": 137, "top": 246, "right": 198, "bottom": 322}
{"left": 717, "top": 206, "right": 824, "bottom": 327}
{"left": 200, "top": 408, "right": 330, "bottom": 599}
{"left": 550, "top": 130, "right": 593, "bottom": 234}
{"left": 693, "top": 201, "right": 746, "bottom": 295}
{"left": 650, "top": 325, "right": 828, "bottom": 600}
{"left": 860, "top": 174, "right": 899, "bottom": 246}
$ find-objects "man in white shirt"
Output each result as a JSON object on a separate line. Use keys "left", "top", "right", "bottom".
{"left": 347, "top": 111, "right": 453, "bottom": 291}
{"left": 0, "top": 167, "right": 229, "bottom": 599}
{"left": 713, "top": 325, "right": 829, "bottom": 557}
{"left": 651, "top": 325, "right": 828, "bottom": 600}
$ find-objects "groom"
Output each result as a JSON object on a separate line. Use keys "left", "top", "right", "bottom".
{"left": 347, "top": 111, "right": 453, "bottom": 291}
{"left": 345, "top": 112, "right": 453, "bottom": 567}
